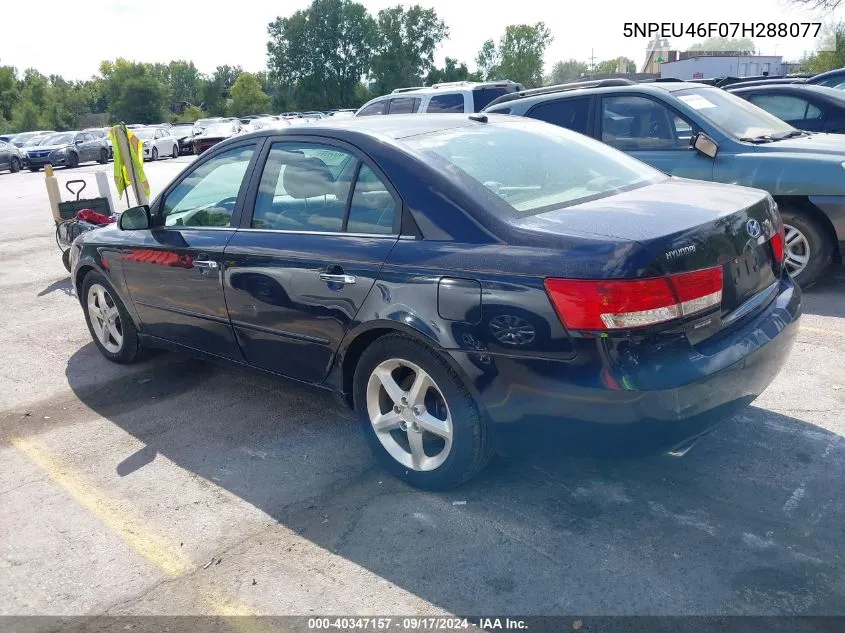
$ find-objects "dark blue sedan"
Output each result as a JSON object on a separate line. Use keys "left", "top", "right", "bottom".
{"left": 70, "top": 114, "right": 801, "bottom": 489}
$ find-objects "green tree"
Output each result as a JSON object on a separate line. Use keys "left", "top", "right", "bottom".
{"left": 802, "top": 23, "right": 845, "bottom": 73}
{"left": 0, "top": 64, "right": 19, "bottom": 122}
{"left": 545, "top": 59, "right": 588, "bottom": 85}
{"left": 168, "top": 60, "right": 201, "bottom": 104}
{"left": 370, "top": 5, "right": 448, "bottom": 93}
{"left": 176, "top": 105, "right": 207, "bottom": 123}
{"left": 426, "top": 57, "right": 480, "bottom": 85}
{"left": 229, "top": 72, "right": 272, "bottom": 115}
{"left": 477, "top": 23, "right": 553, "bottom": 87}
{"left": 101, "top": 60, "right": 166, "bottom": 123}
{"left": 688, "top": 37, "right": 755, "bottom": 53}
{"left": 475, "top": 40, "right": 500, "bottom": 81}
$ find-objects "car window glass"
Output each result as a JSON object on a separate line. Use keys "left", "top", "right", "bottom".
{"left": 162, "top": 144, "right": 255, "bottom": 228}
{"left": 427, "top": 93, "right": 465, "bottom": 113}
{"left": 527, "top": 98, "right": 590, "bottom": 134}
{"left": 358, "top": 101, "right": 387, "bottom": 116}
{"left": 601, "top": 96, "right": 692, "bottom": 150}
{"left": 748, "top": 94, "right": 819, "bottom": 120}
{"left": 251, "top": 143, "right": 355, "bottom": 232}
{"left": 388, "top": 97, "right": 420, "bottom": 114}
{"left": 346, "top": 165, "right": 397, "bottom": 234}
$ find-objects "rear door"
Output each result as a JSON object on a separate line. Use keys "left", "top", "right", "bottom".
{"left": 119, "top": 141, "right": 261, "bottom": 359}
{"left": 387, "top": 97, "right": 421, "bottom": 114}
{"left": 223, "top": 138, "right": 400, "bottom": 382}
{"left": 598, "top": 94, "right": 715, "bottom": 181}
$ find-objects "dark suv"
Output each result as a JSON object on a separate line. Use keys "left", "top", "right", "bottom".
{"left": 484, "top": 79, "right": 845, "bottom": 287}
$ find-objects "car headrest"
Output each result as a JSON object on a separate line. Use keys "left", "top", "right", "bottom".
{"left": 283, "top": 157, "right": 334, "bottom": 199}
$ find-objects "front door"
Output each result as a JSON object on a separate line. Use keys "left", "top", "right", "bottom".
{"left": 119, "top": 142, "right": 260, "bottom": 359}
{"left": 224, "top": 140, "right": 400, "bottom": 382}
{"left": 599, "top": 94, "right": 714, "bottom": 181}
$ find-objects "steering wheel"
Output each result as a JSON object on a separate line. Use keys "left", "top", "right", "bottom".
{"left": 217, "top": 197, "right": 237, "bottom": 211}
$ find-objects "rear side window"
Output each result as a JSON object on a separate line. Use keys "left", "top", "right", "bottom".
{"left": 388, "top": 97, "right": 421, "bottom": 114}
{"left": 357, "top": 101, "right": 387, "bottom": 116}
{"left": 427, "top": 93, "right": 465, "bottom": 113}
{"left": 527, "top": 98, "right": 591, "bottom": 134}
{"left": 346, "top": 165, "right": 397, "bottom": 234}
{"left": 472, "top": 87, "right": 518, "bottom": 112}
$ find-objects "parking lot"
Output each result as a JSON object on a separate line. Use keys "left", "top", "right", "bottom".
{"left": 1, "top": 160, "right": 844, "bottom": 619}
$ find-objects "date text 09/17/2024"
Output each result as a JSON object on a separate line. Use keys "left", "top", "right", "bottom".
{"left": 307, "top": 618, "right": 530, "bottom": 630}
{"left": 623, "top": 22, "right": 822, "bottom": 38}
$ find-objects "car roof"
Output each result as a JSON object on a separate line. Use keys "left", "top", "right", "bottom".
{"left": 212, "top": 114, "right": 508, "bottom": 150}
{"left": 729, "top": 83, "right": 845, "bottom": 102}
{"left": 484, "top": 80, "right": 707, "bottom": 111}
{"left": 808, "top": 67, "right": 845, "bottom": 82}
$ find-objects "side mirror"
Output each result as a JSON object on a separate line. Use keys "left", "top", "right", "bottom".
{"left": 692, "top": 132, "right": 718, "bottom": 158}
{"left": 119, "top": 205, "right": 151, "bottom": 231}
{"left": 74, "top": 139, "right": 84, "bottom": 145}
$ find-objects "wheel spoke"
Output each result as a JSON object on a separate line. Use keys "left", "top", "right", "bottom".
{"left": 104, "top": 305, "right": 119, "bottom": 320}
{"left": 372, "top": 411, "right": 402, "bottom": 432}
{"left": 407, "top": 370, "right": 434, "bottom": 408}
{"left": 99, "top": 319, "right": 111, "bottom": 344}
{"left": 107, "top": 322, "right": 122, "bottom": 344}
{"left": 407, "top": 429, "right": 426, "bottom": 469}
{"left": 787, "top": 252, "right": 808, "bottom": 266}
{"left": 375, "top": 367, "right": 405, "bottom": 406}
{"left": 416, "top": 411, "right": 452, "bottom": 440}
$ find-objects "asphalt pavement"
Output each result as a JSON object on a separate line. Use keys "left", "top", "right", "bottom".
{"left": 1, "top": 158, "right": 844, "bottom": 622}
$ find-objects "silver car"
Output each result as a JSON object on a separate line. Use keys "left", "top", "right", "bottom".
{"left": 0, "top": 140, "right": 23, "bottom": 173}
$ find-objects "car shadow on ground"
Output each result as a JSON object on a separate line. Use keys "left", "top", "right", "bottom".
{"left": 38, "top": 277, "right": 74, "bottom": 297}
{"left": 64, "top": 346, "right": 845, "bottom": 615}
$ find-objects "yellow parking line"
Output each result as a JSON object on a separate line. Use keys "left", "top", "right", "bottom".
{"left": 800, "top": 326, "right": 845, "bottom": 338}
{"left": 12, "top": 437, "right": 274, "bottom": 630}
{"left": 12, "top": 436, "right": 193, "bottom": 577}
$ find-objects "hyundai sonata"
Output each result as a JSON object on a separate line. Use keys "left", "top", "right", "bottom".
{"left": 70, "top": 114, "right": 801, "bottom": 489}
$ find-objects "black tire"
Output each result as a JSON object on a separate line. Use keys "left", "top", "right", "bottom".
{"left": 10, "top": 157, "right": 20, "bottom": 173}
{"left": 98, "top": 148, "right": 109, "bottom": 164}
{"left": 779, "top": 207, "right": 834, "bottom": 288}
{"left": 29, "top": 166, "right": 40, "bottom": 172}
{"left": 171, "top": 145, "right": 179, "bottom": 159}
{"left": 61, "top": 249, "right": 71, "bottom": 272}
{"left": 66, "top": 152, "right": 79, "bottom": 169}
{"left": 80, "top": 271, "right": 141, "bottom": 364}
{"left": 152, "top": 147, "right": 159, "bottom": 161}
{"left": 353, "top": 333, "right": 493, "bottom": 490}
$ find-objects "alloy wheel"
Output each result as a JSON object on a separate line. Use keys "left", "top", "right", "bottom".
{"left": 87, "top": 283, "right": 123, "bottom": 354}
{"left": 783, "top": 223, "right": 811, "bottom": 277}
{"left": 366, "top": 358, "right": 453, "bottom": 471}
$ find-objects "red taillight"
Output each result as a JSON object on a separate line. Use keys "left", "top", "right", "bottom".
{"left": 770, "top": 225, "right": 785, "bottom": 265}
{"left": 544, "top": 266, "right": 723, "bottom": 331}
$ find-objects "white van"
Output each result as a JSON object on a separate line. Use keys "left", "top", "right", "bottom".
{"left": 355, "top": 81, "right": 525, "bottom": 117}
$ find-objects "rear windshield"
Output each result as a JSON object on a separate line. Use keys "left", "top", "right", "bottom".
{"left": 473, "top": 86, "right": 521, "bottom": 112}
{"left": 403, "top": 119, "right": 664, "bottom": 215}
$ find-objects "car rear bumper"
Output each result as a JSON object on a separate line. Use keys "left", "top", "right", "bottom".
{"left": 449, "top": 275, "right": 801, "bottom": 453}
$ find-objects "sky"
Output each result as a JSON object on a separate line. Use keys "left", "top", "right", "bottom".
{"left": 3, "top": 0, "right": 843, "bottom": 81}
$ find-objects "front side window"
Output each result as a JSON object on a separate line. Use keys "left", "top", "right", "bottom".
{"left": 527, "top": 98, "right": 590, "bottom": 134}
{"left": 251, "top": 143, "right": 397, "bottom": 234}
{"left": 357, "top": 101, "right": 387, "bottom": 116}
{"left": 601, "top": 96, "right": 693, "bottom": 150}
{"left": 162, "top": 144, "right": 255, "bottom": 227}
{"left": 404, "top": 119, "right": 664, "bottom": 216}
{"left": 748, "top": 94, "right": 822, "bottom": 121}
{"left": 427, "top": 93, "right": 465, "bottom": 113}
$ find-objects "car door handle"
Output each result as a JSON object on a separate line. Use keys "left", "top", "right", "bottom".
{"left": 319, "top": 273, "right": 356, "bottom": 284}
{"left": 194, "top": 260, "right": 219, "bottom": 270}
